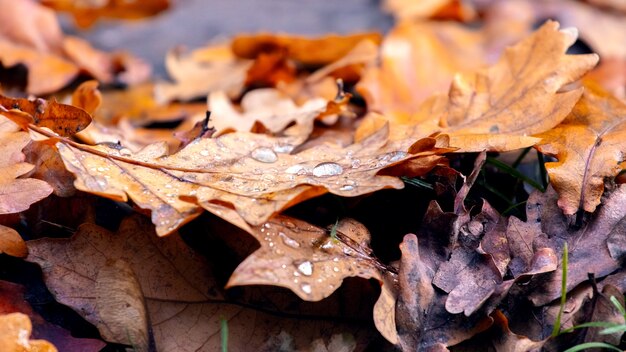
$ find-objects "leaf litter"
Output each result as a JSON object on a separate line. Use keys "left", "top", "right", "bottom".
{"left": 0, "top": 0, "right": 626, "bottom": 351}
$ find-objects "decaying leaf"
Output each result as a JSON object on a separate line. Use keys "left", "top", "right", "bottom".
{"left": 0, "top": 116, "right": 52, "bottom": 214}
{"left": 516, "top": 185, "right": 626, "bottom": 306}
{"left": 26, "top": 215, "right": 384, "bottom": 351}
{"left": 0, "top": 225, "right": 26, "bottom": 257}
{"left": 42, "top": 0, "right": 170, "bottom": 28}
{"left": 383, "top": 0, "right": 475, "bottom": 21}
{"left": 535, "top": 83, "right": 626, "bottom": 215}
{"left": 0, "top": 280, "right": 105, "bottom": 351}
{"left": 0, "top": 313, "right": 58, "bottom": 352}
{"left": 226, "top": 215, "right": 399, "bottom": 344}
{"left": 232, "top": 32, "right": 382, "bottom": 66}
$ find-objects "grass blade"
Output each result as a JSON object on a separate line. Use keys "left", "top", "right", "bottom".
{"left": 560, "top": 321, "right": 621, "bottom": 334}
{"left": 610, "top": 295, "right": 626, "bottom": 318}
{"left": 552, "top": 243, "right": 569, "bottom": 337}
{"left": 600, "top": 324, "right": 626, "bottom": 335}
{"left": 563, "top": 342, "right": 623, "bottom": 352}
{"left": 220, "top": 318, "right": 228, "bottom": 352}
{"left": 486, "top": 157, "right": 545, "bottom": 192}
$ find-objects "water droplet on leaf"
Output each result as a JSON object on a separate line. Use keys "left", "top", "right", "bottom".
{"left": 250, "top": 147, "right": 278, "bottom": 163}
{"left": 295, "top": 260, "right": 313, "bottom": 276}
{"left": 312, "top": 162, "right": 344, "bottom": 177}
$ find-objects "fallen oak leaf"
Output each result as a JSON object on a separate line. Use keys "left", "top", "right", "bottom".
{"left": 534, "top": 82, "right": 626, "bottom": 215}
{"left": 0, "top": 116, "right": 52, "bottom": 214}
{"left": 0, "top": 225, "right": 26, "bottom": 257}
{"left": 26, "top": 215, "right": 384, "bottom": 351}
{"left": 226, "top": 215, "right": 399, "bottom": 344}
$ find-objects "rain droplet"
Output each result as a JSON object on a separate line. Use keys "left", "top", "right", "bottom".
{"left": 301, "top": 283, "right": 312, "bottom": 295}
{"left": 250, "top": 147, "right": 278, "bottom": 163}
{"left": 200, "top": 150, "right": 210, "bottom": 156}
{"left": 264, "top": 223, "right": 271, "bottom": 229}
{"left": 97, "top": 166, "right": 106, "bottom": 172}
{"left": 333, "top": 267, "right": 340, "bottom": 272}
{"left": 312, "top": 162, "right": 344, "bottom": 177}
{"left": 283, "top": 220, "right": 296, "bottom": 229}
{"left": 273, "top": 144, "right": 294, "bottom": 153}
{"left": 279, "top": 232, "right": 300, "bottom": 248}
{"left": 320, "top": 240, "right": 334, "bottom": 250}
{"left": 339, "top": 184, "right": 355, "bottom": 191}
{"left": 351, "top": 159, "right": 361, "bottom": 168}
{"left": 295, "top": 260, "right": 313, "bottom": 276}
{"left": 285, "top": 164, "right": 308, "bottom": 175}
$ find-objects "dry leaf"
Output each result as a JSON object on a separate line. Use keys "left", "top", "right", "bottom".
{"left": 226, "top": 215, "right": 399, "bottom": 344}
{"left": 0, "top": 225, "right": 26, "bottom": 257}
{"left": 0, "top": 116, "right": 52, "bottom": 214}
{"left": 383, "top": 0, "right": 475, "bottom": 21}
{"left": 27, "top": 215, "right": 384, "bottom": 351}
{"left": 0, "top": 280, "right": 105, "bottom": 351}
{"left": 95, "top": 259, "right": 150, "bottom": 350}
{"left": 0, "top": 313, "right": 58, "bottom": 352}
{"left": 231, "top": 32, "right": 382, "bottom": 66}
{"left": 155, "top": 44, "right": 251, "bottom": 103}
{"left": 535, "top": 83, "right": 626, "bottom": 215}
{"left": 42, "top": 0, "right": 170, "bottom": 28}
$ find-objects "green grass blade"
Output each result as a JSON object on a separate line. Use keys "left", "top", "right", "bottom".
{"left": 600, "top": 324, "right": 626, "bottom": 335}
{"left": 221, "top": 318, "right": 229, "bottom": 352}
{"left": 536, "top": 151, "right": 549, "bottom": 189}
{"left": 512, "top": 147, "right": 532, "bottom": 168}
{"left": 486, "top": 157, "right": 545, "bottom": 192}
{"left": 330, "top": 218, "right": 339, "bottom": 240}
{"left": 560, "top": 321, "right": 621, "bottom": 334}
{"left": 552, "top": 243, "right": 569, "bottom": 337}
{"left": 563, "top": 342, "right": 623, "bottom": 352}
{"left": 610, "top": 295, "right": 626, "bottom": 318}
{"left": 401, "top": 177, "right": 433, "bottom": 190}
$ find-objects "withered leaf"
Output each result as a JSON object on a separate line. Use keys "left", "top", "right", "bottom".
{"left": 226, "top": 215, "right": 399, "bottom": 344}
{"left": 48, "top": 120, "right": 447, "bottom": 235}
{"left": 26, "top": 215, "right": 383, "bottom": 351}
{"left": 0, "top": 313, "right": 58, "bottom": 352}
{"left": 535, "top": 83, "right": 626, "bottom": 215}
{"left": 231, "top": 32, "right": 382, "bottom": 66}
{"left": 42, "top": 0, "right": 170, "bottom": 28}
{"left": 0, "top": 225, "right": 26, "bottom": 257}
{"left": 522, "top": 185, "right": 626, "bottom": 306}
{"left": 0, "top": 280, "right": 105, "bottom": 352}
{"left": 0, "top": 116, "right": 52, "bottom": 214}
{"left": 0, "top": 95, "right": 91, "bottom": 136}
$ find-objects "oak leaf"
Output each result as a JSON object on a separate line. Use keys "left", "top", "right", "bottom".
{"left": 26, "top": 215, "right": 385, "bottom": 351}
{"left": 0, "top": 225, "right": 26, "bottom": 257}
{"left": 226, "top": 215, "right": 399, "bottom": 344}
{"left": 0, "top": 280, "right": 105, "bottom": 351}
{"left": 535, "top": 83, "right": 626, "bottom": 215}
{"left": 41, "top": 0, "right": 170, "bottom": 28}
{"left": 0, "top": 116, "right": 52, "bottom": 214}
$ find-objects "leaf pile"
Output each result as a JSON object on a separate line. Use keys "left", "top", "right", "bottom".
{"left": 1, "top": 0, "right": 626, "bottom": 351}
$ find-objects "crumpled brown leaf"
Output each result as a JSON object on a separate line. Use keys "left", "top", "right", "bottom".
{"left": 226, "top": 215, "right": 399, "bottom": 344}
{"left": 26, "top": 215, "right": 385, "bottom": 351}
{"left": 535, "top": 83, "right": 626, "bottom": 215}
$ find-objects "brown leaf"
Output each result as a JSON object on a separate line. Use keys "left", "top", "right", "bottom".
{"left": 535, "top": 83, "right": 626, "bottom": 215}
{"left": 519, "top": 185, "right": 626, "bottom": 306}
{"left": 383, "top": 0, "right": 476, "bottom": 21}
{"left": 42, "top": 0, "right": 170, "bottom": 28}
{"left": 0, "top": 280, "right": 105, "bottom": 351}
{"left": 0, "top": 95, "right": 91, "bottom": 136}
{"left": 226, "top": 215, "right": 399, "bottom": 344}
{"left": 155, "top": 44, "right": 251, "bottom": 103}
{"left": 27, "top": 215, "right": 383, "bottom": 351}
{"left": 0, "top": 225, "right": 26, "bottom": 257}
{"left": 231, "top": 32, "right": 382, "bottom": 66}
{"left": 95, "top": 259, "right": 150, "bottom": 350}
{"left": 47, "top": 120, "right": 450, "bottom": 235}
{"left": 0, "top": 116, "right": 52, "bottom": 214}
{"left": 0, "top": 313, "right": 58, "bottom": 352}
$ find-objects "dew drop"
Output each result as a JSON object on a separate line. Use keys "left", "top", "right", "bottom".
{"left": 285, "top": 164, "right": 308, "bottom": 175}
{"left": 250, "top": 147, "right": 278, "bottom": 163}
{"left": 350, "top": 159, "right": 361, "bottom": 168}
{"left": 273, "top": 144, "right": 294, "bottom": 153}
{"left": 279, "top": 232, "right": 300, "bottom": 248}
{"left": 339, "top": 184, "right": 355, "bottom": 191}
{"left": 333, "top": 267, "right": 340, "bottom": 272}
{"left": 312, "top": 162, "right": 344, "bottom": 177}
{"left": 200, "top": 150, "right": 210, "bottom": 156}
{"left": 301, "top": 283, "right": 312, "bottom": 295}
{"left": 295, "top": 260, "right": 313, "bottom": 276}
{"left": 264, "top": 223, "right": 271, "bottom": 229}
{"left": 320, "top": 240, "right": 334, "bottom": 250}
{"left": 96, "top": 166, "right": 105, "bottom": 172}
{"left": 283, "top": 220, "right": 296, "bottom": 229}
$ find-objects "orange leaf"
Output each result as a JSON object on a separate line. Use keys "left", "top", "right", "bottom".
{"left": 232, "top": 32, "right": 382, "bottom": 66}
{"left": 0, "top": 313, "right": 58, "bottom": 352}
{"left": 535, "top": 83, "right": 626, "bottom": 215}
{"left": 0, "top": 225, "right": 26, "bottom": 257}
